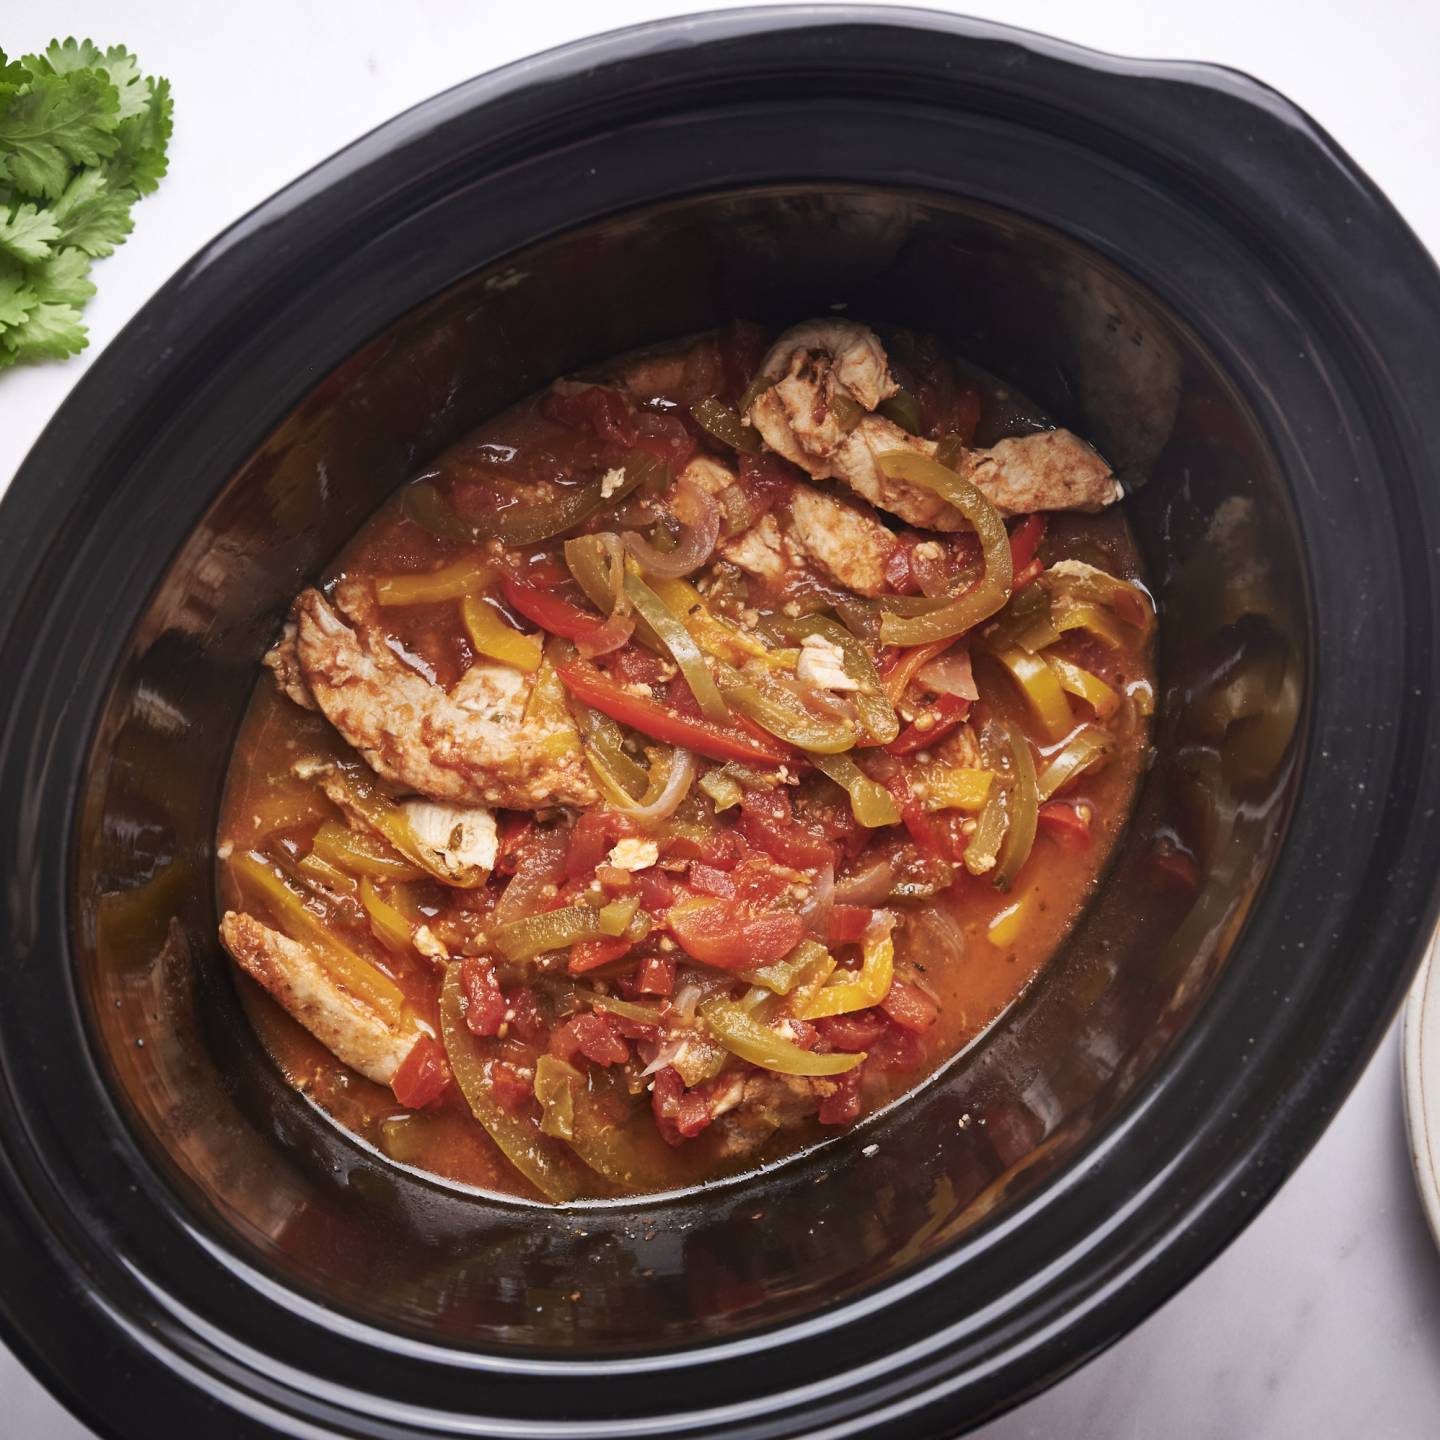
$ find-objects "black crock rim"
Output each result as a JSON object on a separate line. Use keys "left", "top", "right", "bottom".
{"left": 2, "top": 6, "right": 1439, "bottom": 1438}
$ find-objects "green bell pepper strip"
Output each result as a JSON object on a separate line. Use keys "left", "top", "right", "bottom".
{"left": 698, "top": 768, "right": 744, "bottom": 812}
{"left": 739, "top": 938, "right": 832, "bottom": 995}
{"left": 534, "top": 1054, "right": 579, "bottom": 1141}
{"left": 692, "top": 396, "right": 763, "bottom": 454}
{"left": 493, "top": 904, "right": 612, "bottom": 963}
{"left": 438, "top": 965, "right": 588, "bottom": 1202}
{"left": 993, "top": 723, "right": 1039, "bottom": 890}
{"left": 810, "top": 752, "right": 902, "bottom": 827}
{"left": 576, "top": 704, "right": 651, "bottom": 802}
{"left": 769, "top": 614, "right": 900, "bottom": 744}
{"left": 623, "top": 573, "right": 731, "bottom": 722}
{"left": 714, "top": 659, "right": 857, "bottom": 754}
{"left": 1035, "top": 725, "right": 1111, "bottom": 802}
{"left": 874, "top": 451, "right": 1013, "bottom": 645}
{"left": 965, "top": 776, "right": 1009, "bottom": 878}
{"left": 701, "top": 998, "right": 866, "bottom": 1075}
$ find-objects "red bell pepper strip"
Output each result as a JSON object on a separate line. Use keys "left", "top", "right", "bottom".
{"left": 556, "top": 660, "right": 794, "bottom": 765}
{"left": 883, "top": 770, "right": 950, "bottom": 862}
{"left": 878, "top": 638, "right": 954, "bottom": 706}
{"left": 1008, "top": 513, "right": 1047, "bottom": 571}
{"left": 885, "top": 692, "right": 972, "bottom": 755}
{"left": 568, "top": 935, "right": 634, "bottom": 974}
{"left": 1036, "top": 800, "right": 1091, "bottom": 846}
{"left": 499, "top": 575, "right": 631, "bottom": 656}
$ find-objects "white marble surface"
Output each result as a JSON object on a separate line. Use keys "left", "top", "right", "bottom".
{"left": 3, "top": 1, "right": 1439, "bottom": 1435}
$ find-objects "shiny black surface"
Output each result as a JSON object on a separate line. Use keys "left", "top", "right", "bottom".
{"left": 1, "top": 8, "right": 1438, "bottom": 1439}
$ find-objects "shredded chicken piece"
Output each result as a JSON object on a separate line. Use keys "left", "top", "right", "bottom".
{"left": 220, "top": 911, "right": 422, "bottom": 1086}
{"left": 720, "top": 511, "right": 792, "bottom": 580}
{"left": 263, "top": 620, "right": 317, "bottom": 710}
{"left": 291, "top": 578, "right": 597, "bottom": 810}
{"left": 935, "top": 723, "right": 983, "bottom": 771}
{"left": 785, "top": 484, "right": 894, "bottom": 596}
{"left": 747, "top": 319, "right": 1121, "bottom": 523}
{"left": 607, "top": 837, "right": 660, "bottom": 872}
{"left": 400, "top": 799, "right": 498, "bottom": 878}
{"left": 796, "top": 633, "right": 860, "bottom": 692}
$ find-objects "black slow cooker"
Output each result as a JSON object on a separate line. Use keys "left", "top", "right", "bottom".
{"left": 2, "top": 8, "right": 1439, "bottom": 1438}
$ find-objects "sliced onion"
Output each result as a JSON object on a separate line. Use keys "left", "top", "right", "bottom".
{"left": 493, "top": 829, "right": 568, "bottom": 924}
{"left": 624, "top": 478, "right": 721, "bottom": 578}
{"left": 801, "top": 861, "right": 835, "bottom": 937}
{"left": 607, "top": 746, "right": 696, "bottom": 824}
{"left": 670, "top": 984, "right": 703, "bottom": 1023}
{"left": 918, "top": 646, "right": 978, "bottom": 701}
{"left": 834, "top": 852, "right": 898, "bottom": 906}
{"left": 574, "top": 613, "right": 636, "bottom": 659}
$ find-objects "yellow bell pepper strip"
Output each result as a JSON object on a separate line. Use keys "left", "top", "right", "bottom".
{"left": 623, "top": 573, "right": 731, "bottom": 722}
{"left": 647, "top": 574, "right": 798, "bottom": 670}
{"left": 246, "top": 783, "right": 335, "bottom": 836}
{"left": 1046, "top": 655, "right": 1120, "bottom": 718}
{"left": 295, "top": 850, "right": 360, "bottom": 896}
{"left": 1035, "top": 725, "right": 1112, "bottom": 802}
{"left": 994, "top": 724, "right": 1039, "bottom": 891}
{"left": 598, "top": 896, "right": 642, "bottom": 937}
{"left": 988, "top": 894, "right": 1030, "bottom": 949}
{"left": 801, "top": 920, "right": 896, "bottom": 1019}
{"left": 739, "top": 938, "right": 832, "bottom": 995}
{"left": 785, "top": 946, "right": 839, "bottom": 1015}
{"left": 992, "top": 645, "right": 1074, "bottom": 743}
{"left": 231, "top": 851, "right": 404, "bottom": 1022}
{"left": 1051, "top": 596, "right": 1130, "bottom": 649}
{"left": 556, "top": 659, "right": 795, "bottom": 766}
{"left": 875, "top": 451, "right": 1013, "bottom": 645}
{"left": 439, "top": 965, "right": 587, "bottom": 1201}
{"left": 702, "top": 998, "right": 866, "bottom": 1075}
{"left": 810, "top": 752, "right": 902, "bottom": 827}
{"left": 328, "top": 764, "right": 488, "bottom": 889}
{"left": 309, "top": 821, "right": 422, "bottom": 881}
{"left": 403, "top": 451, "right": 659, "bottom": 548}
{"left": 374, "top": 557, "right": 495, "bottom": 606}
{"left": 770, "top": 614, "right": 899, "bottom": 744}
{"left": 914, "top": 765, "right": 994, "bottom": 813}
{"left": 493, "top": 904, "right": 613, "bottom": 963}
{"left": 521, "top": 644, "right": 583, "bottom": 760}
{"left": 359, "top": 878, "right": 415, "bottom": 953}
{"left": 534, "top": 1054, "right": 580, "bottom": 1141}
{"left": 692, "top": 395, "right": 763, "bottom": 453}
{"left": 716, "top": 660, "right": 857, "bottom": 754}
{"left": 461, "top": 594, "right": 544, "bottom": 673}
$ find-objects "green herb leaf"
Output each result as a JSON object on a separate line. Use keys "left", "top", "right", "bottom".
{"left": 49, "top": 169, "right": 132, "bottom": 256}
{"left": 0, "top": 298, "right": 86, "bottom": 359}
{"left": 28, "top": 246, "right": 94, "bottom": 306}
{"left": 0, "top": 201, "right": 60, "bottom": 263}
{"left": 0, "top": 49, "right": 31, "bottom": 91}
{"left": 105, "top": 75, "right": 172, "bottom": 196}
{"left": 0, "top": 70, "right": 120, "bottom": 200}
{"left": 0, "top": 264, "right": 38, "bottom": 326}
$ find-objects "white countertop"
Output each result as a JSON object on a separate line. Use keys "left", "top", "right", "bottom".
{"left": 4, "top": 2, "right": 1439, "bottom": 1435}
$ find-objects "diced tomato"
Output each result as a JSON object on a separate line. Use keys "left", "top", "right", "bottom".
{"left": 1037, "top": 800, "right": 1091, "bottom": 847}
{"left": 817, "top": 1067, "right": 863, "bottom": 1126}
{"left": 814, "top": 1010, "right": 888, "bottom": 1052}
{"left": 785, "top": 1018, "right": 821, "bottom": 1050}
{"left": 542, "top": 383, "right": 638, "bottom": 448}
{"left": 568, "top": 935, "right": 634, "bottom": 974}
{"left": 624, "top": 954, "right": 676, "bottom": 998}
{"left": 635, "top": 868, "right": 676, "bottom": 914}
{"left": 488, "top": 1060, "right": 534, "bottom": 1113}
{"left": 737, "top": 788, "right": 837, "bottom": 870}
{"left": 558, "top": 660, "right": 795, "bottom": 765}
{"left": 881, "top": 980, "right": 939, "bottom": 1032}
{"left": 736, "top": 452, "right": 798, "bottom": 514}
{"left": 882, "top": 770, "right": 950, "bottom": 862}
{"left": 499, "top": 575, "right": 632, "bottom": 657}
{"left": 689, "top": 862, "right": 737, "bottom": 897}
{"left": 505, "top": 986, "right": 548, "bottom": 1045}
{"left": 461, "top": 957, "right": 507, "bottom": 1037}
{"left": 667, "top": 896, "right": 805, "bottom": 969}
{"left": 1007, "top": 513, "right": 1047, "bottom": 571}
{"left": 730, "top": 855, "right": 796, "bottom": 909}
{"left": 391, "top": 1036, "right": 451, "bottom": 1109}
{"left": 494, "top": 813, "right": 536, "bottom": 876}
{"left": 549, "top": 1012, "right": 629, "bottom": 1067}
{"left": 610, "top": 644, "right": 670, "bottom": 690}
{"left": 884, "top": 542, "right": 920, "bottom": 595}
{"left": 885, "top": 692, "right": 972, "bottom": 755}
{"left": 565, "top": 810, "right": 640, "bottom": 881}
{"left": 868, "top": 1024, "right": 925, "bottom": 1072}
{"left": 652, "top": 1066, "right": 714, "bottom": 1146}
{"left": 826, "top": 904, "right": 875, "bottom": 946}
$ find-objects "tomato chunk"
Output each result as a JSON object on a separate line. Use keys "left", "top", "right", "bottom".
{"left": 826, "top": 904, "right": 875, "bottom": 946}
{"left": 550, "top": 1012, "right": 629, "bottom": 1066}
{"left": 667, "top": 896, "right": 805, "bottom": 969}
{"left": 881, "top": 980, "right": 939, "bottom": 1033}
{"left": 817, "top": 1067, "right": 863, "bottom": 1126}
{"left": 737, "top": 788, "right": 836, "bottom": 870}
{"left": 814, "top": 1010, "right": 888, "bottom": 1052}
{"left": 568, "top": 935, "right": 634, "bottom": 974}
{"left": 652, "top": 1066, "right": 714, "bottom": 1146}
{"left": 391, "top": 1036, "right": 450, "bottom": 1109}
{"left": 461, "top": 957, "right": 507, "bottom": 1037}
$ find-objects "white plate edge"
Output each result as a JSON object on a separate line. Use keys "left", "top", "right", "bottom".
{"left": 1401, "top": 929, "right": 1440, "bottom": 1252}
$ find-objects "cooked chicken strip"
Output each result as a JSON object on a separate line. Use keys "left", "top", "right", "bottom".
{"left": 785, "top": 483, "right": 893, "bottom": 595}
{"left": 220, "top": 911, "right": 423, "bottom": 1086}
{"left": 292, "top": 579, "right": 597, "bottom": 810}
{"left": 263, "top": 620, "right": 318, "bottom": 710}
{"left": 747, "top": 319, "right": 1121, "bottom": 523}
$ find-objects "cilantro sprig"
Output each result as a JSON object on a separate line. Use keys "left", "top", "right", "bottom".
{"left": 0, "top": 37, "right": 171, "bottom": 369}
